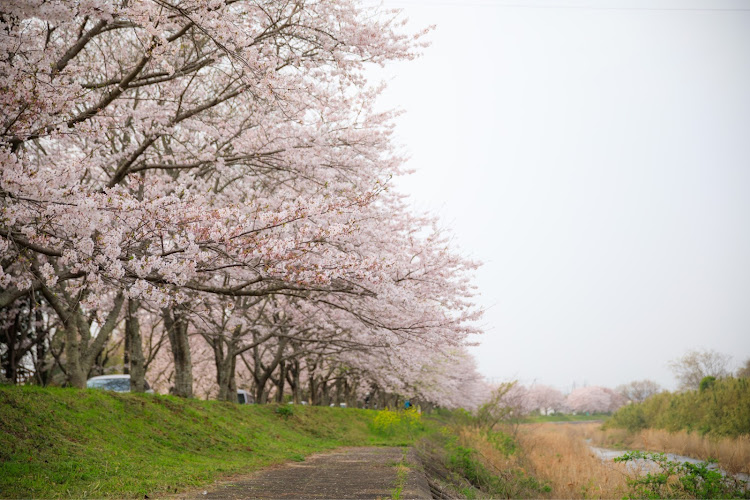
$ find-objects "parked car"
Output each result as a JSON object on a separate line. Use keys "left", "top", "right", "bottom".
{"left": 237, "top": 389, "right": 254, "bottom": 404}
{"left": 86, "top": 374, "right": 154, "bottom": 393}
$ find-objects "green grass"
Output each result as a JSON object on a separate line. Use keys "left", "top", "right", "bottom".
{"left": 389, "top": 447, "right": 409, "bottom": 500}
{"left": 0, "top": 386, "right": 421, "bottom": 498}
{"left": 417, "top": 427, "right": 550, "bottom": 499}
{"left": 522, "top": 413, "right": 610, "bottom": 423}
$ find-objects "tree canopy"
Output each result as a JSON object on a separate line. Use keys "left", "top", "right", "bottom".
{"left": 1, "top": 0, "right": 485, "bottom": 407}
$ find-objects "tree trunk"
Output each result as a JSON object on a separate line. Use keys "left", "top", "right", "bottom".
{"left": 293, "top": 362, "right": 301, "bottom": 404}
{"left": 344, "top": 379, "right": 355, "bottom": 408}
{"left": 228, "top": 356, "right": 237, "bottom": 395}
{"left": 275, "top": 360, "right": 286, "bottom": 402}
{"left": 64, "top": 323, "right": 87, "bottom": 388}
{"left": 2, "top": 311, "right": 18, "bottom": 383}
{"left": 41, "top": 287, "right": 124, "bottom": 389}
{"left": 287, "top": 360, "right": 301, "bottom": 404}
{"left": 123, "top": 319, "right": 130, "bottom": 375}
{"left": 33, "top": 319, "right": 49, "bottom": 386}
{"left": 216, "top": 351, "right": 237, "bottom": 402}
{"left": 321, "top": 379, "right": 330, "bottom": 406}
{"left": 309, "top": 374, "right": 318, "bottom": 405}
{"left": 0, "top": 296, "right": 43, "bottom": 384}
{"left": 255, "top": 376, "right": 269, "bottom": 404}
{"left": 213, "top": 327, "right": 240, "bottom": 402}
{"left": 126, "top": 299, "right": 146, "bottom": 392}
{"left": 334, "top": 377, "right": 343, "bottom": 406}
{"left": 246, "top": 336, "right": 288, "bottom": 404}
{"left": 163, "top": 309, "right": 193, "bottom": 398}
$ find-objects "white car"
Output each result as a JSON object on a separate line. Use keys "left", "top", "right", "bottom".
{"left": 237, "top": 389, "right": 254, "bottom": 404}
{"left": 86, "top": 374, "right": 154, "bottom": 393}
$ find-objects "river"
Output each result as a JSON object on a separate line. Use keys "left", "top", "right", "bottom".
{"left": 590, "top": 445, "right": 750, "bottom": 483}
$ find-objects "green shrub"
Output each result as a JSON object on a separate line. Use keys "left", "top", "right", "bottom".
{"left": 614, "top": 451, "right": 750, "bottom": 499}
{"left": 444, "top": 439, "right": 549, "bottom": 497}
{"left": 699, "top": 376, "right": 716, "bottom": 392}
{"left": 606, "top": 377, "right": 750, "bottom": 437}
{"left": 449, "top": 445, "right": 484, "bottom": 487}
{"left": 486, "top": 430, "right": 517, "bottom": 455}
{"left": 274, "top": 404, "right": 294, "bottom": 418}
{"left": 607, "top": 404, "right": 648, "bottom": 432}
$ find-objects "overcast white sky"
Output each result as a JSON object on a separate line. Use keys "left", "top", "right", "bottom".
{"left": 367, "top": 0, "right": 750, "bottom": 391}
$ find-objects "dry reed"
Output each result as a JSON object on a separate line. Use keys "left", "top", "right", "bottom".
{"left": 512, "top": 421, "right": 750, "bottom": 498}
{"left": 515, "top": 422, "right": 630, "bottom": 499}
{"left": 588, "top": 427, "right": 750, "bottom": 476}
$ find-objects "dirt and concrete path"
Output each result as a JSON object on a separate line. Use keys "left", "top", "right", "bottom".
{"left": 191, "top": 447, "right": 432, "bottom": 499}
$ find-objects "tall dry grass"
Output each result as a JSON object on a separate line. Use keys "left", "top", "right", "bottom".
{"left": 511, "top": 421, "right": 750, "bottom": 498}
{"left": 515, "top": 422, "right": 630, "bottom": 499}
{"left": 589, "top": 427, "right": 750, "bottom": 476}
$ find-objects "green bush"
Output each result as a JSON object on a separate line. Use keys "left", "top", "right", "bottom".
{"left": 699, "top": 376, "right": 717, "bottom": 392}
{"left": 274, "top": 404, "right": 294, "bottom": 418}
{"left": 615, "top": 451, "right": 750, "bottom": 499}
{"left": 486, "top": 430, "right": 517, "bottom": 455}
{"left": 606, "top": 377, "right": 750, "bottom": 437}
{"left": 443, "top": 436, "right": 549, "bottom": 497}
{"left": 606, "top": 404, "right": 648, "bottom": 432}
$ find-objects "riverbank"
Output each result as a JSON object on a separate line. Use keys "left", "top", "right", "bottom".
{"left": 588, "top": 425, "right": 750, "bottom": 476}
{"left": 516, "top": 422, "right": 750, "bottom": 499}
{"left": 591, "top": 446, "right": 750, "bottom": 483}
{"left": 516, "top": 422, "right": 629, "bottom": 498}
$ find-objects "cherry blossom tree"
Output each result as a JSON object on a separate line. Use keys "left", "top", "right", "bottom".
{"left": 525, "top": 384, "right": 564, "bottom": 415}
{"left": 1, "top": 0, "right": 487, "bottom": 406}
{"left": 1, "top": 0, "right": 425, "bottom": 306}
{"left": 565, "top": 386, "right": 626, "bottom": 414}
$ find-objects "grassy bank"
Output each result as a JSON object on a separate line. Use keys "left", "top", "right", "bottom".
{"left": 0, "top": 386, "right": 416, "bottom": 498}
{"left": 522, "top": 413, "right": 609, "bottom": 423}
{"left": 413, "top": 412, "right": 551, "bottom": 498}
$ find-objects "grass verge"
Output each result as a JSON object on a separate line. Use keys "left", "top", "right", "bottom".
{"left": 0, "top": 386, "right": 420, "bottom": 498}
{"left": 389, "top": 448, "right": 409, "bottom": 500}
{"left": 415, "top": 421, "right": 550, "bottom": 498}
{"left": 521, "top": 413, "right": 610, "bottom": 423}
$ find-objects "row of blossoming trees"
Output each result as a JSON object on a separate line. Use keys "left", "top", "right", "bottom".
{"left": 484, "top": 382, "right": 659, "bottom": 421}
{"left": 0, "top": 0, "right": 489, "bottom": 409}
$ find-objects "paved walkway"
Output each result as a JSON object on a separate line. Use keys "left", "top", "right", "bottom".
{"left": 193, "top": 447, "right": 432, "bottom": 499}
